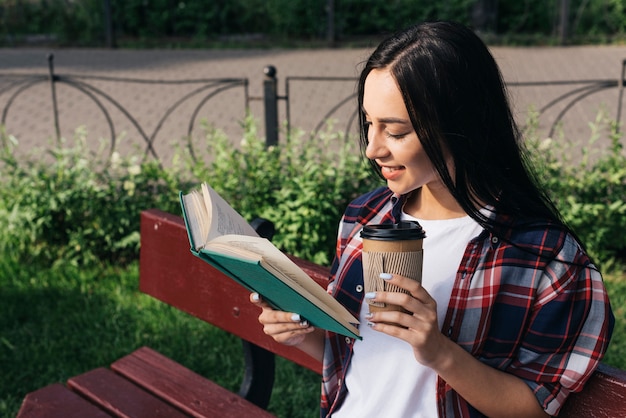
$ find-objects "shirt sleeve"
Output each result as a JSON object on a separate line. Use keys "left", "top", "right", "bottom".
{"left": 510, "top": 235, "right": 614, "bottom": 416}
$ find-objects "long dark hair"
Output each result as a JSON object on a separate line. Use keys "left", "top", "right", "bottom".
{"left": 358, "top": 21, "right": 565, "bottom": 233}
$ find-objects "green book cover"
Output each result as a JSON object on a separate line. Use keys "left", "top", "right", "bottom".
{"left": 196, "top": 249, "right": 360, "bottom": 339}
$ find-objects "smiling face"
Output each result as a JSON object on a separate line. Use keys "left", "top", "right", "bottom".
{"left": 363, "top": 68, "right": 444, "bottom": 197}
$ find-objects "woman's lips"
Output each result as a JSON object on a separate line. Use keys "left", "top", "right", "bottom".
{"left": 380, "top": 165, "right": 405, "bottom": 180}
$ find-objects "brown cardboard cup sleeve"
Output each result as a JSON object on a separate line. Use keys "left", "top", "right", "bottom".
{"left": 362, "top": 250, "right": 423, "bottom": 310}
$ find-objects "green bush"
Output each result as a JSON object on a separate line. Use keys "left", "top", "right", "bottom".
{"left": 2, "top": 0, "right": 626, "bottom": 47}
{"left": 525, "top": 109, "right": 626, "bottom": 271}
{"left": 1, "top": 111, "right": 625, "bottom": 270}
{"left": 334, "top": 0, "right": 472, "bottom": 37}
{"left": 0, "top": 127, "right": 184, "bottom": 267}
{"left": 0, "top": 0, "right": 105, "bottom": 45}
{"left": 0, "top": 119, "right": 380, "bottom": 267}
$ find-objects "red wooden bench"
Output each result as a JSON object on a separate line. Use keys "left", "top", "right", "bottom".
{"left": 17, "top": 209, "right": 626, "bottom": 417}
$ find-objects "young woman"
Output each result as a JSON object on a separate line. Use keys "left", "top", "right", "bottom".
{"left": 251, "top": 21, "right": 613, "bottom": 417}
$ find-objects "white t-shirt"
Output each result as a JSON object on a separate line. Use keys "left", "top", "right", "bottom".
{"left": 332, "top": 213, "right": 483, "bottom": 418}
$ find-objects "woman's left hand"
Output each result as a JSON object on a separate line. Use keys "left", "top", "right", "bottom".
{"left": 366, "top": 273, "right": 550, "bottom": 417}
{"left": 365, "top": 273, "right": 450, "bottom": 369}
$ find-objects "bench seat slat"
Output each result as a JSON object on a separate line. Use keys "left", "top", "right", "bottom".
{"left": 17, "top": 383, "right": 112, "bottom": 418}
{"left": 67, "top": 367, "right": 189, "bottom": 418}
{"left": 111, "top": 346, "right": 274, "bottom": 418}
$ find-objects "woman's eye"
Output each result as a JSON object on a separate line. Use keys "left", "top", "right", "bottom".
{"left": 386, "top": 131, "right": 409, "bottom": 140}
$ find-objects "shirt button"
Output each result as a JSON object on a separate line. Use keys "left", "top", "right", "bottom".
{"left": 345, "top": 337, "right": 351, "bottom": 344}
{"left": 356, "top": 285, "right": 363, "bottom": 292}
{"left": 491, "top": 236, "right": 499, "bottom": 244}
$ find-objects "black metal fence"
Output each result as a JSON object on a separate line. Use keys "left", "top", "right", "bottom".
{"left": 508, "top": 68, "right": 626, "bottom": 139}
{"left": 273, "top": 60, "right": 626, "bottom": 146}
{"left": 1, "top": 54, "right": 625, "bottom": 164}
{"left": 0, "top": 54, "right": 249, "bottom": 163}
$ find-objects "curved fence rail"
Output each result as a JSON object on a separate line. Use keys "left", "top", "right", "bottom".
{"left": 281, "top": 59, "right": 626, "bottom": 145}
{"left": 0, "top": 54, "right": 249, "bottom": 163}
{"left": 509, "top": 75, "right": 626, "bottom": 138}
{"left": 284, "top": 76, "right": 359, "bottom": 141}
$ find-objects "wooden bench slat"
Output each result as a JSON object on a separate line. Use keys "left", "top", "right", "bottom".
{"left": 110, "top": 346, "right": 275, "bottom": 418}
{"left": 67, "top": 367, "right": 189, "bottom": 418}
{"left": 17, "top": 383, "right": 112, "bottom": 418}
{"left": 560, "top": 363, "right": 626, "bottom": 417}
{"left": 139, "top": 208, "right": 323, "bottom": 374}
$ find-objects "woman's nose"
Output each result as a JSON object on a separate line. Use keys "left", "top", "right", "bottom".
{"left": 365, "top": 128, "right": 386, "bottom": 160}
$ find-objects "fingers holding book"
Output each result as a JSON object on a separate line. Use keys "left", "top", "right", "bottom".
{"left": 250, "top": 292, "right": 315, "bottom": 346}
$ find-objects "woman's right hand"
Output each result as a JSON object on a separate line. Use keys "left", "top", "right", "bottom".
{"left": 250, "top": 292, "right": 316, "bottom": 346}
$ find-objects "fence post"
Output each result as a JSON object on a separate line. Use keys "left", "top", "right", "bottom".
{"left": 617, "top": 59, "right": 625, "bottom": 133}
{"left": 47, "top": 53, "right": 61, "bottom": 144}
{"left": 263, "top": 65, "right": 279, "bottom": 147}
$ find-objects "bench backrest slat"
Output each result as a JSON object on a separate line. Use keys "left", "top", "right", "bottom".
{"left": 139, "top": 209, "right": 323, "bottom": 374}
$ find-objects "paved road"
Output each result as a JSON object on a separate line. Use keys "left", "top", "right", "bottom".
{"left": 1, "top": 45, "right": 626, "bottom": 163}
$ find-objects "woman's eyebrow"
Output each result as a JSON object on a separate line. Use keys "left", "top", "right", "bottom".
{"left": 376, "top": 117, "right": 411, "bottom": 124}
{"left": 361, "top": 108, "right": 410, "bottom": 125}
{"left": 362, "top": 108, "right": 407, "bottom": 122}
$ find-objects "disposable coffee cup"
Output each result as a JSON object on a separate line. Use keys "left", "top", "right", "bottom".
{"left": 361, "top": 221, "right": 426, "bottom": 314}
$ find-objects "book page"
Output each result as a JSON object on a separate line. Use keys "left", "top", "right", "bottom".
{"left": 201, "top": 183, "right": 259, "bottom": 242}
{"left": 181, "top": 190, "right": 208, "bottom": 250}
{"left": 206, "top": 235, "right": 358, "bottom": 324}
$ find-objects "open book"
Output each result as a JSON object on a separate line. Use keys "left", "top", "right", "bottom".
{"left": 179, "top": 182, "right": 360, "bottom": 339}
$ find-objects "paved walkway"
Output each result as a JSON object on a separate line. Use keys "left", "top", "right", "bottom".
{"left": 1, "top": 45, "right": 626, "bottom": 162}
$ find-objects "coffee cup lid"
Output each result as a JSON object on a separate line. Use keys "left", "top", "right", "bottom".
{"left": 361, "top": 221, "right": 426, "bottom": 241}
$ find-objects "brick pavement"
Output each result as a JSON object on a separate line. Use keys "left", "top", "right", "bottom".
{"left": 1, "top": 45, "right": 626, "bottom": 162}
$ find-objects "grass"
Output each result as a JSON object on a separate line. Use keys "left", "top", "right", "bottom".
{"left": 0, "top": 254, "right": 623, "bottom": 418}
{"left": 0, "top": 256, "right": 320, "bottom": 418}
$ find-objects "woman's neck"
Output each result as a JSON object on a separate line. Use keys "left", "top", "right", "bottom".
{"left": 403, "top": 185, "right": 467, "bottom": 220}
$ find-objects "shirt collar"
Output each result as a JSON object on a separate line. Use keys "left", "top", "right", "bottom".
{"left": 390, "top": 192, "right": 407, "bottom": 223}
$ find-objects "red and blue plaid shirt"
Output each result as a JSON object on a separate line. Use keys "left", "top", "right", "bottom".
{"left": 321, "top": 187, "right": 613, "bottom": 417}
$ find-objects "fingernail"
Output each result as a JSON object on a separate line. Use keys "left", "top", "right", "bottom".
{"left": 300, "top": 320, "right": 309, "bottom": 327}
{"left": 291, "top": 313, "right": 301, "bottom": 322}
{"left": 367, "top": 321, "right": 376, "bottom": 328}
{"left": 251, "top": 293, "right": 260, "bottom": 301}
{"left": 365, "top": 292, "right": 376, "bottom": 300}
{"left": 380, "top": 273, "right": 393, "bottom": 280}
{"left": 365, "top": 312, "right": 373, "bottom": 319}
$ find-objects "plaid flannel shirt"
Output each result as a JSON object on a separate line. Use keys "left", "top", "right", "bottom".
{"left": 321, "top": 187, "right": 613, "bottom": 417}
